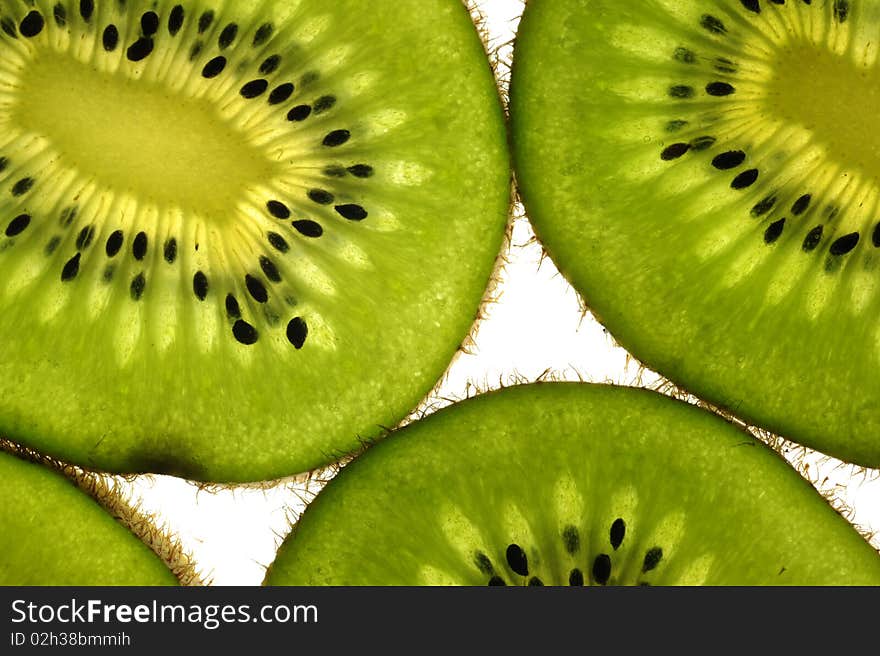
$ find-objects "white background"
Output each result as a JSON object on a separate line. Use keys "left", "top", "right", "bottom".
{"left": 111, "top": 0, "right": 880, "bottom": 585}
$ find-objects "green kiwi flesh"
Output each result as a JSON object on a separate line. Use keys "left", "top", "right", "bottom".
{"left": 0, "top": 0, "right": 509, "bottom": 482}
{"left": 0, "top": 448, "right": 179, "bottom": 585}
{"left": 510, "top": 0, "right": 880, "bottom": 465}
{"left": 264, "top": 384, "right": 880, "bottom": 586}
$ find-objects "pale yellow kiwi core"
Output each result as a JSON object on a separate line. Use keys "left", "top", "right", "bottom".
{"left": 767, "top": 43, "right": 880, "bottom": 176}
{"left": 12, "top": 50, "right": 278, "bottom": 216}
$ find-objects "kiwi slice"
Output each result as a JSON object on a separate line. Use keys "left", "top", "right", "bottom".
{"left": 263, "top": 384, "right": 880, "bottom": 586}
{"left": 0, "top": 447, "right": 181, "bottom": 584}
{"left": 0, "top": 1, "right": 509, "bottom": 482}
{"left": 509, "top": 0, "right": 880, "bottom": 465}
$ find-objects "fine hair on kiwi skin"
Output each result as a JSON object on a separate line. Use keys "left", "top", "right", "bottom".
{"left": 0, "top": 0, "right": 511, "bottom": 483}
{"left": 508, "top": 0, "right": 880, "bottom": 467}
{"left": 0, "top": 438, "right": 202, "bottom": 585}
{"left": 263, "top": 383, "right": 880, "bottom": 586}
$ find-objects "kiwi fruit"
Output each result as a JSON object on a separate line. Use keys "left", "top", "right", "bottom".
{"left": 509, "top": 0, "right": 880, "bottom": 466}
{"left": 0, "top": 445, "right": 186, "bottom": 584}
{"left": 0, "top": 0, "right": 509, "bottom": 483}
{"left": 263, "top": 384, "right": 880, "bottom": 586}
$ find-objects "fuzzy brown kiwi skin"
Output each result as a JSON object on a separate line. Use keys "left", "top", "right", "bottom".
{"left": 0, "top": 438, "right": 204, "bottom": 585}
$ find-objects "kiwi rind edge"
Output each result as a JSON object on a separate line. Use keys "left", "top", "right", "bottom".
{"left": 0, "top": 438, "right": 203, "bottom": 585}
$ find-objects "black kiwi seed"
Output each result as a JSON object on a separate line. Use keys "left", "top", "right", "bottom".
{"left": 5, "top": 213, "right": 31, "bottom": 237}
{"left": 132, "top": 231, "right": 148, "bottom": 260}
{"left": 323, "top": 130, "right": 351, "bottom": 147}
{"left": 661, "top": 142, "right": 690, "bottom": 161}
{"left": 714, "top": 58, "right": 737, "bottom": 74}
{"left": 610, "top": 518, "right": 626, "bottom": 550}
{"left": 528, "top": 577, "right": 544, "bottom": 586}
{"left": 706, "top": 82, "right": 735, "bottom": 96}
{"left": 569, "top": 569, "right": 584, "bottom": 586}
{"left": 562, "top": 525, "right": 580, "bottom": 554}
{"left": 225, "top": 294, "right": 241, "bottom": 319}
{"left": 267, "top": 200, "right": 291, "bottom": 219}
{"left": 193, "top": 271, "right": 209, "bottom": 301}
{"left": 474, "top": 552, "right": 494, "bottom": 576}
{"left": 286, "top": 317, "right": 308, "bottom": 349}
{"left": 259, "top": 256, "right": 282, "bottom": 283}
{"left": 130, "top": 273, "right": 146, "bottom": 301}
{"left": 335, "top": 204, "right": 368, "bottom": 221}
{"left": 803, "top": 225, "right": 824, "bottom": 252}
{"left": 642, "top": 547, "right": 663, "bottom": 572}
{"left": 240, "top": 79, "right": 269, "bottom": 98}
{"left": 829, "top": 232, "right": 860, "bottom": 256}
{"left": 834, "top": 0, "right": 850, "bottom": 23}
{"left": 260, "top": 54, "right": 281, "bottom": 74}
{"left": 287, "top": 105, "right": 312, "bottom": 122}
{"left": 198, "top": 10, "right": 214, "bottom": 34}
{"left": 293, "top": 220, "right": 323, "bottom": 238}
{"left": 75, "top": 225, "right": 95, "bottom": 250}
{"left": 872, "top": 223, "right": 880, "bottom": 248}
{"left": 505, "top": 544, "right": 529, "bottom": 576}
{"left": 164, "top": 238, "right": 177, "bottom": 264}
{"left": 253, "top": 23, "right": 273, "bottom": 47}
{"left": 60, "top": 206, "right": 78, "bottom": 227}
{"left": 313, "top": 95, "right": 337, "bottom": 114}
{"left": 267, "top": 232, "right": 290, "bottom": 253}
{"left": 79, "top": 0, "right": 94, "bottom": 22}
{"left": 592, "top": 554, "right": 612, "bottom": 585}
{"left": 300, "top": 71, "right": 320, "bottom": 86}
{"left": 61, "top": 253, "right": 82, "bottom": 281}
{"left": 53, "top": 3, "right": 66, "bottom": 28}
{"left": 106, "top": 230, "right": 124, "bottom": 257}
{"left": 764, "top": 218, "right": 786, "bottom": 244}
{"left": 791, "top": 194, "right": 812, "bottom": 216}
{"left": 202, "top": 56, "right": 227, "bottom": 79}
{"left": 700, "top": 14, "right": 727, "bottom": 34}
{"left": 308, "top": 189, "right": 334, "bottom": 205}
{"left": 731, "top": 169, "right": 759, "bottom": 189}
{"left": 189, "top": 42, "right": 203, "bottom": 61}
{"left": 12, "top": 178, "right": 35, "bottom": 196}
{"left": 740, "top": 0, "right": 761, "bottom": 14}
{"left": 674, "top": 47, "right": 696, "bottom": 64}
{"left": 669, "top": 85, "right": 695, "bottom": 99}
{"left": 0, "top": 18, "right": 18, "bottom": 38}
{"left": 141, "top": 11, "right": 159, "bottom": 36}
{"left": 268, "top": 83, "right": 295, "bottom": 105}
{"left": 168, "top": 5, "right": 184, "bottom": 36}
{"left": 751, "top": 195, "right": 777, "bottom": 217}
{"left": 219, "top": 23, "right": 238, "bottom": 49}
{"left": 689, "top": 136, "right": 716, "bottom": 151}
{"left": 127, "top": 37, "right": 154, "bottom": 62}
{"left": 348, "top": 164, "right": 374, "bottom": 178}
{"left": 45, "top": 236, "right": 61, "bottom": 256}
{"left": 232, "top": 320, "right": 259, "bottom": 346}
{"left": 488, "top": 576, "right": 506, "bottom": 586}
{"left": 103, "top": 25, "right": 119, "bottom": 51}
{"left": 245, "top": 275, "right": 268, "bottom": 303}
{"left": 0, "top": 157, "right": 8, "bottom": 173}
{"left": 712, "top": 151, "right": 746, "bottom": 170}
{"left": 19, "top": 11, "right": 45, "bottom": 38}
